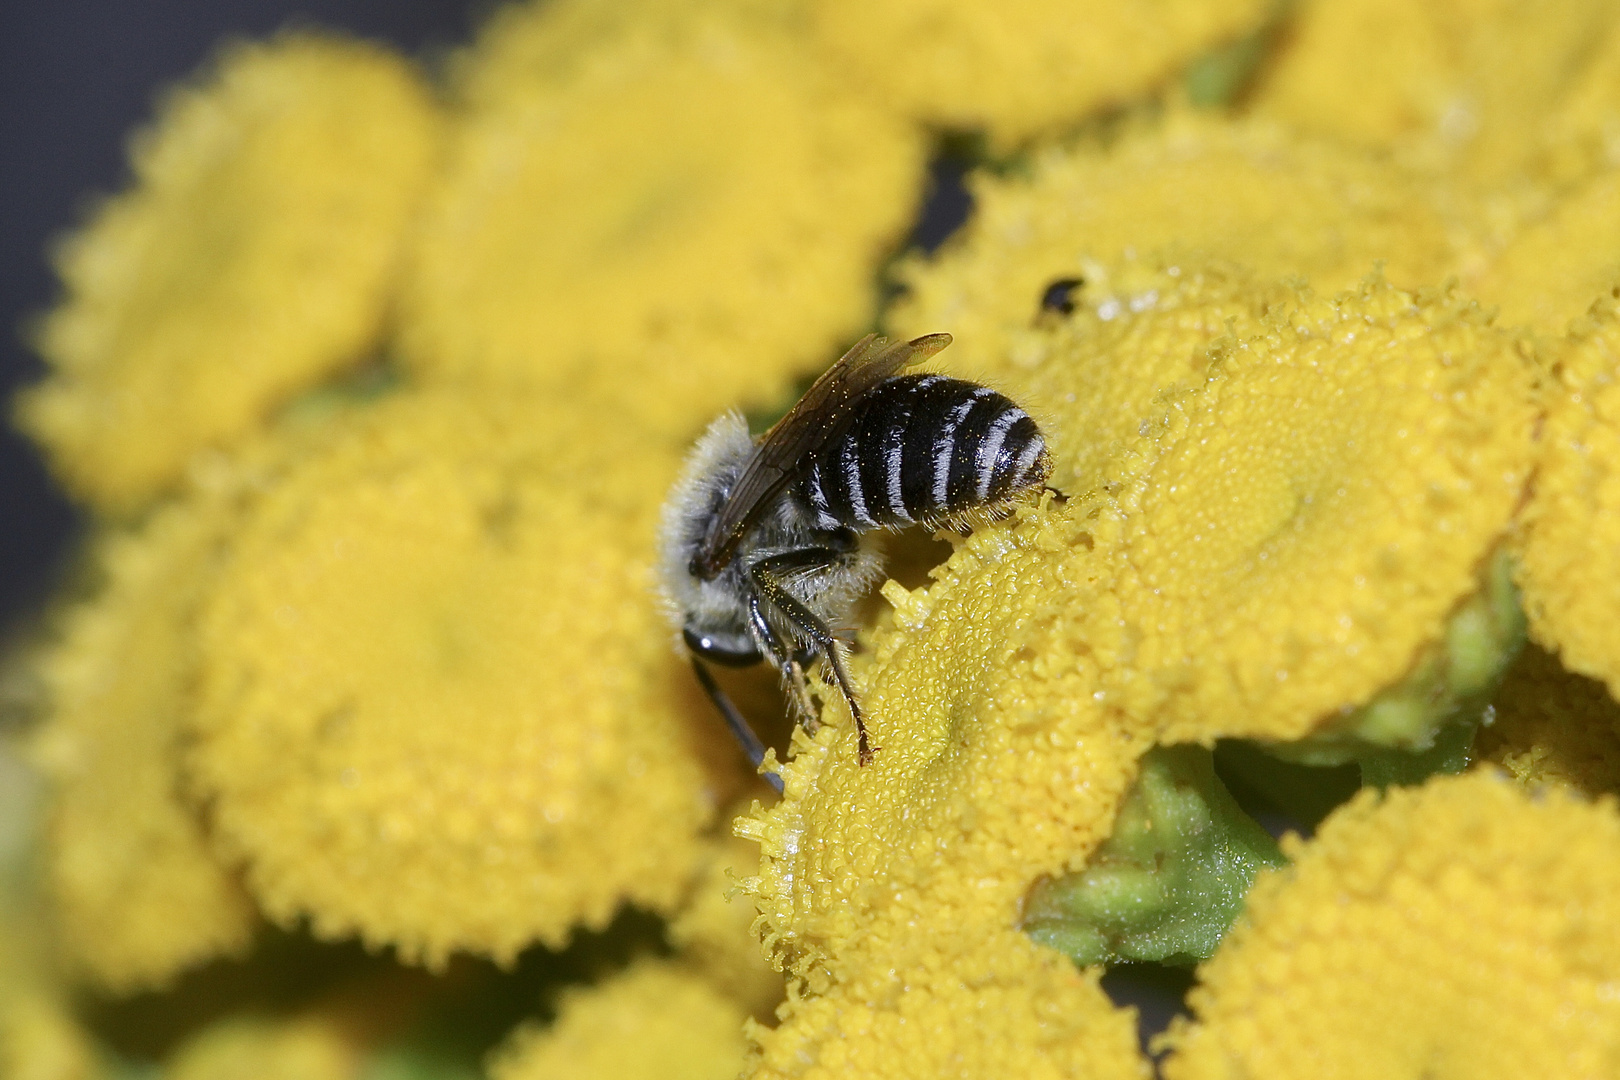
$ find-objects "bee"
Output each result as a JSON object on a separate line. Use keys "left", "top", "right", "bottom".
{"left": 658, "top": 333, "right": 1053, "bottom": 788}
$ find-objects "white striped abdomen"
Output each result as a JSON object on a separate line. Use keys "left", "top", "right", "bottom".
{"left": 796, "top": 374, "right": 1050, "bottom": 531}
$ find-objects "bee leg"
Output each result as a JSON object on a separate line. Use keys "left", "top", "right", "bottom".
{"left": 747, "top": 553, "right": 876, "bottom": 766}
{"left": 689, "top": 658, "right": 784, "bottom": 794}
{"left": 747, "top": 594, "right": 818, "bottom": 733}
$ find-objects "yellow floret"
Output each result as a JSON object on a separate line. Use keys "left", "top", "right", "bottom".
{"left": 0, "top": 995, "right": 102, "bottom": 1080}
{"left": 1035, "top": 271, "right": 1535, "bottom": 744}
{"left": 888, "top": 116, "right": 1470, "bottom": 380}
{"left": 1477, "top": 644, "right": 1620, "bottom": 795}
{"left": 488, "top": 960, "right": 747, "bottom": 1080}
{"left": 1251, "top": 0, "right": 1617, "bottom": 183}
{"left": 400, "top": 3, "right": 924, "bottom": 433}
{"left": 1537, "top": 19, "right": 1620, "bottom": 184}
{"left": 807, "top": 0, "right": 1269, "bottom": 149}
{"left": 1159, "top": 771, "right": 1620, "bottom": 1079}
{"left": 739, "top": 508, "right": 1151, "bottom": 1079}
{"left": 16, "top": 34, "right": 444, "bottom": 515}
{"left": 29, "top": 502, "right": 256, "bottom": 993}
{"left": 1516, "top": 288, "right": 1620, "bottom": 697}
{"left": 667, "top": 831, "right": 783, "bottom": 1019}
{"left": 1470, "top": 170, "right": 1620, "bottom": 334}
{"left": 164, "top": 1016, "right": 359, "bottom": 1080}
{"left": 188, "top": 386, "right": 734, "bottom": 967}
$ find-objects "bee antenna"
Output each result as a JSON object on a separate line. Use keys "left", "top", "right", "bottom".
{"left": 690, "top": 658, "right": 785, "bottom": 794}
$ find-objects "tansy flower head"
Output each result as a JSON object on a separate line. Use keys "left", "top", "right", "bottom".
{"left": 1251, "top": 0, "right": 1619, "bottom": 182}
{"left": 806, "top": 0, "right": 1269, "bottom": 150}
{"left": 187, "top": 386, "right": 735, "bottom": 967}
{"left": 29, "top": 500, "right": 255, "bottom": 993}
{"left": 398, "top": 1, "right": 925, "bottom": 433}
{"left": 739, "top": 507, "right": 1151, "bottom": 1078}
{"left": 1477, "top": 644, "right": 1620, "bottom": 795}
{"left": 1515, "top": 287, "right": 1620, "bottom": 697}
{"left": 165, "top": 1015, "right": 361, "bottom": 1080}
{"left": 488, "top": 959, "right": 748, "bottom": 1080}
{"left": 888, "top": 116, "right": 1469, "bottom": 380}
{"left": 1159, "top": 771, "right": 1620, "bottom": 1079}
{"left": 1025, "top": 268, "right": 1535, "bottom": 746}
{"left": 16, "top": 34, "right": 443, "bottom": 515}
{"left": 667, "top": 831, "right": 784, "bottom": 1019}
{"left": 1470, "top": 171, "right": 1620, "bottom": 334}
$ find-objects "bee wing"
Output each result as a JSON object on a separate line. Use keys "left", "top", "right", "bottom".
{"left": 694, "top": 332, "right": 953, "bottom": 577}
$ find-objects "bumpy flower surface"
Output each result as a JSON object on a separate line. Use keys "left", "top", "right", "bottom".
{"left": 1031, "top": 272, "right": 1535, "bottom": 743}
{"left": 400, "top": 1, "right": 924, "bottom": 433}
{"left": 808, "top": 0, "right": 1268, "bottom": 149}
{"left": 188, "top": 386, "right": 731, "bottom": 966}
{"left": 488, "top": 960, "right": 748, "bottom": 1080}
{"left": 1477, "top": 644, "right": 1620, "bottom": 794}
{"left": 1251, "top": 0, "right": 1618, "bottom": 182}
{"left": 741, "top": 510, "right": 1151, "bottom": 1079}
{"left": 1160, "top": 771, "right": 1620, "bottom": 1078}
{"left": 888, "top": 117, "right": 1468, "bottom": 379}
{"left": 16, "top": 34, "right": 443, "bottom": 515}
{"left": 29, "top": 502, "right": 255, "bottom": 993}
{"left": 668, "top": 830, "right": 784, "bottom": 1019}
{"left": 165, "top": 1016, "right": 359, "bottom": 1080}
{"left": 1471, "top": 170, "right": 1620, "bottom": 333}
{"left": 1516, "top": 290, "right": 1620, "bottom": 696}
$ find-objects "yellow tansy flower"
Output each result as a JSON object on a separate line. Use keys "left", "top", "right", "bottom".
{"left": 187, "top": 386, "right": 734, "bottom": 967}
{"left": 164, "top": 1015, "right": 359, "bottom": 1080}
{"left": 399, "top": 2, "right": 925, "bottom": 432}
{"left": 740, "top": 509, "right": 1151, "bottom": 1078}
{"left": 29, "top": 501, "right": 256, "bottom": 993}
{"left": 1516, "top": 287, "right": 1620, "bottom": 696}
{"left": 667, "top": 831, "right": 784, "bottom": 1019}
{"left": 1036, "top": 271, "right": 1534, "bottom": 745}
{"left": 488, "top": 959, "right": 748, "bottom": 1080}
{"left": 1252, "top": 0, "right": 1617, "bottom": 182}
{"left": 807, "top": 0, "right": 1269, "bottom": 149}
{"left": 1159, "top": 771, "right": 1620, "bottom": 1079}
{"left": 17, "top": 34, "right": 443, "bottom": 515}
{"left": 888, "top": 117, "right": 1469, "bottom": 380}
{"left": 1476, "top": 644, "right": 1620, "bottom": 795}
{"left": 1470, "top": 169, "right": 1620, "bottom": 334}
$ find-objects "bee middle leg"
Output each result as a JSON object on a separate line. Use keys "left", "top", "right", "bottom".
{"left": 746, "top": 551, "right": 875, "bottom": 765}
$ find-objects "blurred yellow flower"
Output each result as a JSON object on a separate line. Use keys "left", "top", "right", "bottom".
{"left": 164, "top": 1015, "right": 360, "bottom": 1080}
{"left": 1476, "top": 644, "right": 1620, "bottom": 794}
{"left": 399, "top": 0, "right": 925, "bottom": 432}
{"left": 1159, "top": 771, "right": 1620, "bottom": 1079}
{"left": 17, "top": 34, "right": 443, "bottom": 515}
{"left": 30, "top": 500, "right": 256, "bottom": 993}
{"left": 1470, "top": 170, "right": 1620, "bottom": 333}
{"left": 488, "top": 959, "right": 748, "bottom": 1080}
{"left": 187, "top": 385, "right": 738, "bottom": 967}
{"left": 667, "top": 830, "right": 784, "bottom": 1020}
{"left": 1516, "top": 288, "right": 1620, "bottom": 697}
{"left": 808, "top": 0, "right": 1269, "bottom": 149}
{"left": 1252, "top": 0, "right": 1617, "bottom": 183}
{"left": 889, "top": 116, "right": 1470, "bottom": 378}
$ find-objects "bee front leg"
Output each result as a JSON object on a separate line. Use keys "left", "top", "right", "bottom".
{"left": 747, "top": 552, "right": 876, "bottom": 765}
{"left": 747, "top": 594, "right": 819, "bottom": 733}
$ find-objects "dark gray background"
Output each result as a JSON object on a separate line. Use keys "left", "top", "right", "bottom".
{"left": 0, "top": 1, "right": 479, "bottom": 623}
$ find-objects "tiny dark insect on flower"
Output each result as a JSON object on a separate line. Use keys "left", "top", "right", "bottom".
{"left": 658, "top": 333, "right": 1055, "bottom": 790}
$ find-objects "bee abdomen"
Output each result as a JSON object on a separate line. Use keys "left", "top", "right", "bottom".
{"left": 798, "top": 374, "right": 1050, "bottom": 531}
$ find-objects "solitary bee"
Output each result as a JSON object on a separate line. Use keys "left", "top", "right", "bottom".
{"left": 658, "top": 333, "right": 1053, "bottom": 787}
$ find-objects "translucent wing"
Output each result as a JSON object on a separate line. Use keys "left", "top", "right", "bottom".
{"left": 693, "top": 332, "right": 953, "bottom": 578}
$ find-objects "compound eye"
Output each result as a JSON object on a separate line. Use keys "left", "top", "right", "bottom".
{"left": 683, "top": 626, "right": 762, "bottom": 667}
